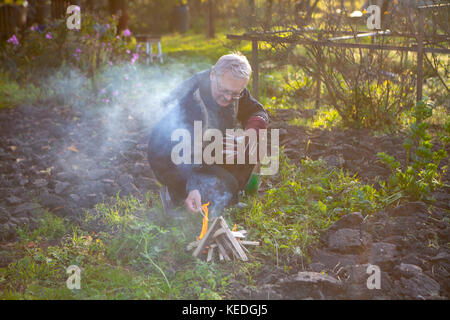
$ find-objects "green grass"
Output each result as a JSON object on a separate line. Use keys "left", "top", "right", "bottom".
{"left": 16, "top": 210, "right": 69, "bottom": 243}
{"left": 163, "top": 28, "right": 252, "bottom": 64}
{"left": 0, "top": 72, "right": 48, "bottom": 109}
{"left": 234, "top": 152, "right": 382, "bottom": 267}
{"left": 0, "top": 193, "right": 232, "bottom": 299}
{"left": 289, "top": 106, "right": 342, "bottom": 129}
{"left": 0, "top": 152, "right": 387, "bottom": 299}
{"left": 1, "top": 12, "right": 447, "bottom": 299}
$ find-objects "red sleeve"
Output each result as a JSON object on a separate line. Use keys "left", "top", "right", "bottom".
{"left": 245, "top": 115, "right": 267, "bottom": 133}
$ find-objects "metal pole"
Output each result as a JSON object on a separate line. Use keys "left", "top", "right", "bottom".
{"left": 252, "top": 39, "right": 259, "bottom": 100}
{"left": 417, "top": 9, "right": 424, "bottom": 103}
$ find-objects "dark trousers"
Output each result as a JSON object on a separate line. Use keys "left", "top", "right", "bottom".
{"left": 147, "top": 140, "right": 254, "bottom": 215}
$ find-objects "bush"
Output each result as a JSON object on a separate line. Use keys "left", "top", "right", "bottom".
{"left": 128, "top": 0, "right": 187, "bottom": 35}
{"left": 0, "top": 72, "right": 47, "bottom": 108}
{"left": 235, "top": 152, "right": 382, "bottom": 265}
{"left": 378, "top": 99, "right": 449, "bottom": 201}
{"left": 0, "top": 12, "right": 141, "bottom": 85}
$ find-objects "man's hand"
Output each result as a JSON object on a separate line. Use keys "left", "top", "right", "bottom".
{"left": 185, "top": 189, "right": 202, "bottom": 214}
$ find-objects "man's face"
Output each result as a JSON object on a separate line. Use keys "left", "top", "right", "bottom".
{"left": 210, "top": 69, "right": 249, "bottom": 107}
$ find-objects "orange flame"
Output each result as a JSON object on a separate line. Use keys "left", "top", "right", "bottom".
{"left": 197, "top": 202, "right": 210, "bottom": 240}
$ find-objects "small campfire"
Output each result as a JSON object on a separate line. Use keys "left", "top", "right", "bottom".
{"left": 186, "top": 202, "right": 259, "bottom": 262}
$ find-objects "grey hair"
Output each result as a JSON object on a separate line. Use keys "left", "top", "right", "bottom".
{"left": 213, "top": 52, "right": 252, "bottom": 80}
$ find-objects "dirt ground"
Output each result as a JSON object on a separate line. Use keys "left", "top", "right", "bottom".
{"left": 0, "top": 104, "right": 448, "bottom": 299}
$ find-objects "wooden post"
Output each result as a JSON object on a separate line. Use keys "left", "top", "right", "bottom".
{"left": 416, "top": 9, "right": 424, "bottom": 103}
{"left": 315, "top": 32, "right": 322, "bottom": 109}
{"left": 252, "top": 39, "right": 259, "bottom": 100}
{"left": 315, "top": 73, "right": 321, "bottom": 109}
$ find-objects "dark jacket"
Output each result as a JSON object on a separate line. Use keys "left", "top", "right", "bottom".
{"left": 147, "top": 68, "right": 268, "bottom": 197}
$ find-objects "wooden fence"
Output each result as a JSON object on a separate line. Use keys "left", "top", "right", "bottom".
{"left": 227, "top": 3, "right": 450, "bottom": 103}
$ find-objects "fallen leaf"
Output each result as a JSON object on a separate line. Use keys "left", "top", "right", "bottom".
{"left": 9, "top": 146, "right": 17, "bottom": 151}
{"left": 26, "top": 241, "right": 36, "bottom": 248}
{"left": 67, "top": 145, "right": 79, "bottom": 152}
{"left": 39, "top": 166, "right": 54, "bottom": 175}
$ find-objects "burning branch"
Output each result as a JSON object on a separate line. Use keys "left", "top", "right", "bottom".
{"left": 187, "top": 213, "right": 259, "bottom": 262}
{"left": 197, "top": 202, "right": 210, "bottom": 240}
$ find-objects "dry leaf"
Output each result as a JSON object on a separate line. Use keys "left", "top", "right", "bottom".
{"left": 67, "top": 145, "right": 79, "bottom": 152}
{"left": 26, "top": 241, "right": 36, "bottom": 248}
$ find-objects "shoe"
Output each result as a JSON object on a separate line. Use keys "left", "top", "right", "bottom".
{"left": 160, "top": 186, "right": 185, "bottom": 219}
{"left": 159, "top": 185, "right": 174, "bottom": 216}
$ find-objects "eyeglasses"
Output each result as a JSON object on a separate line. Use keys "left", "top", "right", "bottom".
{"left": 215, "top": 76, "right": 245, "bottom": 100}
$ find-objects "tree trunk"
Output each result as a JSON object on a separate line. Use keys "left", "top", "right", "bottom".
{"left": 117, "top": 0, "right": 128, "bottom": 33}
{"left": 264, "top": 0, "right": 273, "bottom": 30}
{"left": 249, "top": 0, "right": 255, "bottom": 29}
{"left": 108, "top": 0, "right": 128, "bottom": 34}
{"left": 206, "top": 0, "right": 215, "bottom": 39}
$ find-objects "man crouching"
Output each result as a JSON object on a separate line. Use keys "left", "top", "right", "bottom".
{"left": 147, "top": 52, "right": 269, "bottom": 217}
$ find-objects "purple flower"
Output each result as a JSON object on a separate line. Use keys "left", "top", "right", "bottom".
{"left": 73, "top": 47, "right": 82, "bottom": 60}
{"left": 108, "top": 61, "right": 113, "bottom": 66}
{"left": 100, "top": 88, "right": 106, "bottom": 94}
{"left": 7, "top": 35, "right": 19, "bottom": 46}
{"left": 131, "top": 53, "right": 139, "bottom": 65}
{"left": 126, "top": 49, "right": 130, "bottom": 54}
{"left": 112, "top": 90, "right": 119, "bottom": 97}
{"left": 45, "top": 32, "right": 52, "bottom": 39}
{"left": 122, "top": 29, "right": 131, "bottom": 37}
{"left": 30, "top": 26, "right": 36, "bottom": 31}
{"left": 106, "top": 24, "right": 110, "bottom": 29}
